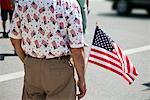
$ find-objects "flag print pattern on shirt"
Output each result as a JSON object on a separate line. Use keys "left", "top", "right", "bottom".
{"left": 9, "top": 0, "right": 84, "bottom": 59}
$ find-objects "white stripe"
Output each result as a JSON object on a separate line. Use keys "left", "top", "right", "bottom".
{"left": 0, "top": 45, "right": 149, "bottom": 83}
{"left": 0, "top": 71, "right": 24, "bottom": 82}
{"left": 92, "top": 45, "right": 118, "bottom": 58}
{"left": 90, "top": 51, "right": 121, "bottom": 66}
{"left": 125, "top": 45, "right": 150, "bottom": 55}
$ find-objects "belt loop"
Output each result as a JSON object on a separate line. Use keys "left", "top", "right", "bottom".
{"left": 58, "top": 57, "right": 61, "bottom": 60}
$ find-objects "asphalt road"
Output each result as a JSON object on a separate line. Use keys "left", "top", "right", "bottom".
{"left": 0, "top": 0, "right": 150, "bottom": 100}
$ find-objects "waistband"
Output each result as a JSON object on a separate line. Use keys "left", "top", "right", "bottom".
{"left": 26, "top": 55, "right": 71, "bottom": 60}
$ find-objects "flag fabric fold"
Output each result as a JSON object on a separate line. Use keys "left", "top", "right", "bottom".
{"left": 88, "top": 26, "right": 138, "bottom": 84}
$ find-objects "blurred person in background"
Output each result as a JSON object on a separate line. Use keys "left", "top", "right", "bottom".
{"left": 0, "top": 0, "right": 15, "bottom": 38}
{"left": 9, "top": 0, "right": 86, "bottom": 100}
{"left": 77, "top": 0, "right": 89, "bottom": 34}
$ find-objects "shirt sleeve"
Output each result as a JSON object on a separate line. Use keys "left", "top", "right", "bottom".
{"left": 66, "top": 0, "right": 85, "bottom": 48}
{"left": 9, "top": 2, "right": 22, "bottom": 39}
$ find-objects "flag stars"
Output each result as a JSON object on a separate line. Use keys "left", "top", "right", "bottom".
{"left": 92, "top": 27, "right": 114, "bottom": 52}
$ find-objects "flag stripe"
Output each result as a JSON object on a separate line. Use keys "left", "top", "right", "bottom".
{"left": 113, "top": 43, "right": 127, "bottom": 72}
{"left": 88, "top": 60, "right": 133, "bottom": 84}
{"left": 117, "top": 44, "right": 128, "bottom": 72}
{"left": 127, "top": 56, "right": 138, "bottom": 76}
{"left": 122, "top": 74, "right": 132, "bottom": 84}
{"left": 89, "top": 57, "right": 123, "bottom": 73}
{"left": 114, "top": 44, "right": 137, "bottom": 82}
{"left": 126, "top": 56, "right": 131, "bottom": 73}
{"left": 114, "top": 43, "right": 138, "bottom": 77}
{"left": 126, "top": 73, "right": 135, "bottom": 81}
{"left": 89, "top": 54, "right": 122, "bottom": 70}
{"left": 133, "top": 67, "right": 138, "bottom": 76}
{"left": 91, "top": 48, "right": 120, "bottom": 63}
{"left": 91, "top": 46, "right": 118, "bottom": 58}
{"left": 88, "top": 56, "right": 134, "bottom": 83}
{"left": 90, "top": 50, "right": 121, "bottom": 66}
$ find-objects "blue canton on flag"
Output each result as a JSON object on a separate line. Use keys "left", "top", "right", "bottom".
{"left": 92, "top": 26, "right": 114, "bottom": 52}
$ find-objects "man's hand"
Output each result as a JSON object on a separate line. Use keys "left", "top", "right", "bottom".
{"left": 77, "top": 79, "right": 87, "bottom": 99}
{"left": 71, "top": 48, "right": 86, "bottom": 99}
{"left": 10, "top": 38, "right": 26, "bottom": 63}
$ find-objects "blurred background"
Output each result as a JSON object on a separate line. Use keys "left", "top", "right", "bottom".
{"left": 0, "top": 0, "right": 150, "bottom": 100}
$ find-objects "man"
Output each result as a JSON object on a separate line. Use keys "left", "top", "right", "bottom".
{"left": 9, "top": 0, "right": 86, "bottom": 100}
{"left": 0, "top": 0, "right": 15, "bottom": 38}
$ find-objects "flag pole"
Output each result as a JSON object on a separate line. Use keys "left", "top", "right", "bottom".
{"left": 85, "top": 21, "right": 100, "bottom": 71}
{"left": 96, "top": 21, "right": 98, "bottom": 26}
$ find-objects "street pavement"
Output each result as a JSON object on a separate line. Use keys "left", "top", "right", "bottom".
{"left": 0, "top": 0, "right": 150, "bottom": 100}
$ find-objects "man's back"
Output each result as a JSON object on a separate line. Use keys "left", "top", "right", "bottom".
{"left": 10, "top": 0, "right": 84, "bottom": 59}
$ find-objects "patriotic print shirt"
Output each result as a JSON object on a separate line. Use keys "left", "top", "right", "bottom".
{"left": 9, "top": 0, "right": 84, "bottom": 59}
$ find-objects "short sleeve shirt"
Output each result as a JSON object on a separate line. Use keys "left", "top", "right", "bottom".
{"left": 9, "top": 0, "right": 85, "bottom": 59}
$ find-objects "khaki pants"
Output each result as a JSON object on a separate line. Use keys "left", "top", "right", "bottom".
{"left": 22, "top": 56, "right": 76, "bottom": 100}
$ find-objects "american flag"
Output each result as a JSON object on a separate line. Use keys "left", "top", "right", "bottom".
{"left": 88, "top": 26, "right": 138, "bottom": 84}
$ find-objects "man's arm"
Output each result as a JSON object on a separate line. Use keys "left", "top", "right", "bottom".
{"left": 71, "top": 48, "right": 86, "bottom": 99}
{"left": 10, "top": 38, "right": 26, "bottom": 63}
{"left": 66, "top": 1, "right": 87, "bottom": 99}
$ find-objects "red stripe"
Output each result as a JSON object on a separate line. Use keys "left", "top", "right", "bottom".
{"left": 91, "top": 48, "right": 120, "bottom": 63}
{"left": 126, "top": 56, "right": 138, "bottom": 76}
{"left": 89, "top": 54, "right": 122, "bottom": 70}
{"left": 117, "top": 45, "right": 125, "bottom": 66}
{"left": 113, "top": 51, "right": 117, "bottom": 55}
{"left": 126, "top": 56, "right": 130, "bottom": 73}
{"left": 133, "top": 67, "right": 138, "bottom": 76}
{"left": 88, "top": 60, "right": 132, "bottom": 84}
